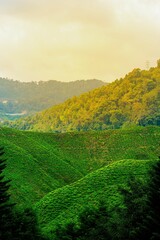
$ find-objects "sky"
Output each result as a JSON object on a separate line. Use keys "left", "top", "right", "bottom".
{"left": 0, "top": 0, "right": 160, "bottom": 82}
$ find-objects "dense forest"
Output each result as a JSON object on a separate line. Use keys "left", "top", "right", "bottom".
{"left": 0, "top": 78, "right": 105, "bottom": 121}
{"left": 7, "top": 63, "right": 160, "bottom": 132}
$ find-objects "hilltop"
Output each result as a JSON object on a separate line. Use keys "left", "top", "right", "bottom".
{"left": 9, "top": 65, "right": 160, "bottom": 132}
{"left": 0, "top": 78, "right": 105, "bottom": 121}
{"left": 0, "top": 126, "right": 159, "bottom": 207}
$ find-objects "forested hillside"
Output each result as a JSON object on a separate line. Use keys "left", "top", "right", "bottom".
{"left": 0, "top": 78, "right": 105, "bottom": 121}
{"left": 9, "top": 65, "right": 160, "bottom": 132}
{"left": 0, "top": 126, "right": 159, "bottom": 207}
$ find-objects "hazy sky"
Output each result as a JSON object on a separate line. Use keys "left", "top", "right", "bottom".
{"left": 0, "top": 0, "right": 160, "bottom": 82}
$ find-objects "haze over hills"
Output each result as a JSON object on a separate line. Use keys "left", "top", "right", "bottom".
{"left": 8, "top": 63, "right": 160, "bottom": 132}
{"left": 0, "top": 78, "right": 106, "bottom": 121}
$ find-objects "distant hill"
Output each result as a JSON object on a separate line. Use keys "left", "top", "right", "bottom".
{"left": 0, "top": 126, "right": 159, "bottom": 207}
{"left": 0, "top": 78, "right": 106, "bottom": 121}
{"left": 10, "top": 65, "right": 160, "bottom": 132}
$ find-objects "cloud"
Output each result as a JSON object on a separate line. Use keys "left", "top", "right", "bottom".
{"left": 0, "top": 0, "right": 160, "bottom": 81}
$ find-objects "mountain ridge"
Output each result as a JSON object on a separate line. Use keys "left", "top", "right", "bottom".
{"left": 8, "top": 65, "right": 160, "bottom": 132}
{"left": 0, "top": 78, "right": 106, "bottom": 120}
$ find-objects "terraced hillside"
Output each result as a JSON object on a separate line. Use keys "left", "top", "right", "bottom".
{"left": 35, "top": 159, "right": 155, "bottom": 238}
{"left": 0, "top": 126, "right": 159, "bottom": 207}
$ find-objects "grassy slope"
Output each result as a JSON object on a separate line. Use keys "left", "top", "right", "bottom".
{"left": 35, "top": 159, "right": 155, "bottom": 237}
{"left": 0, "top": 126, "right": 159, "bottom": 207}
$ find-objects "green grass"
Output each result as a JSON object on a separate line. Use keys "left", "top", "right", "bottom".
{"left": 0, "top": 126, "right": 159, "bottom": 207}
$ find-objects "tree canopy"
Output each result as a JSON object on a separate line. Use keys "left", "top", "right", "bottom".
{"left": 8, "top": 65, "right": 160, "bottom": 132}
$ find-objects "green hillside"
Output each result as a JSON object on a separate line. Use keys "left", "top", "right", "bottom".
{"left": 0, "top": 126, "right": 159, "bottom": 208}
{"left": 8, "top": 65, "right": 160, "bottom": 132}
{"left": 35, "top": 159, "right": 155, "bottom": 238}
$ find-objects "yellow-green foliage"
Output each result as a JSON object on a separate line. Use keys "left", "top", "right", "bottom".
{"left": 0, "top": 78, "right": 105, "bottom": 121}
{"left": 10, "top": 66, "right": 160, "bottom": 132}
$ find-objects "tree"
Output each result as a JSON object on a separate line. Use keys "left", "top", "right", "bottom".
{"left": 54, "top": 202, "right": 111, "bottom": 240}
{"left": 118, "top": 160, "right": 160, "bottom": 240}
{"left": 117, "top": 175, "right": 148, "bottom": 240}
{"left": 0, "top": 147, "right": 47, "bottom": 240}
{"left": 0, "top": 147, "right": 15, "bottom": 240}
{"left": 12, "top": 208, "right": 46, "bottom": 240}
{"left": 157, "top": 59, "right": 160, "bottom": 68}
{"left": 142, "top": 159, "right": 160, "bottom": 239}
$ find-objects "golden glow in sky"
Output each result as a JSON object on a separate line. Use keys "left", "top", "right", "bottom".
{"left": 0, "top": 0, "right": 160, "bottom": 82}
